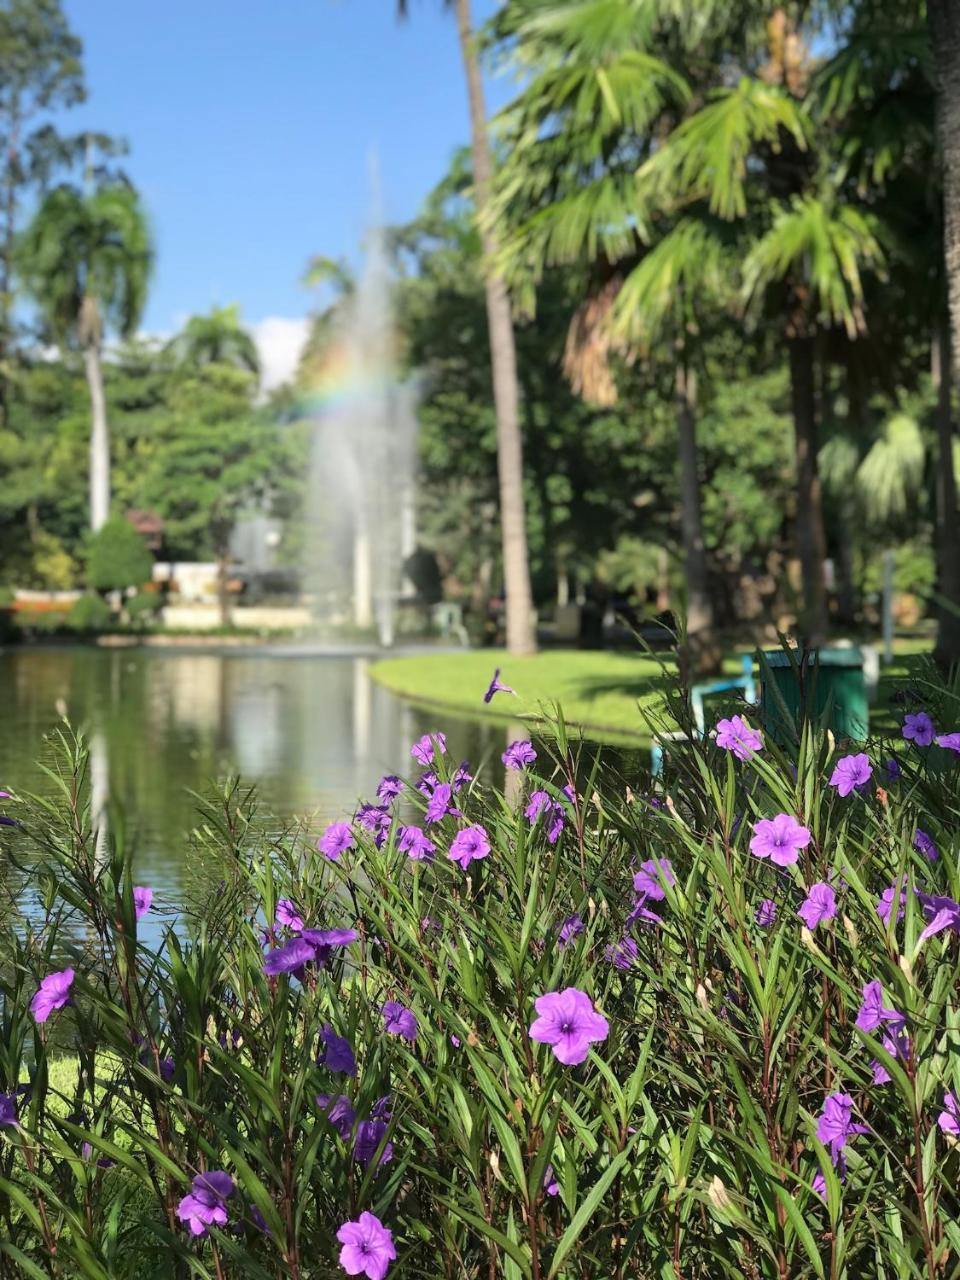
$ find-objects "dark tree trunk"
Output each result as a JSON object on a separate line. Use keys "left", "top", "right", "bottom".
{"left": 929, "top": 0, "right": 960, "bottom": 671}
{"left": 788, "top": 334, "right": 829, "bottom": 644}
{"left": 932, "top": 315, "right": 960, "bottom": 671}
{"left": 454, "top": 0, "right": 537, "bottom": 656}
{"left": 675, "top": 363, "right": 719, "bottom": 675}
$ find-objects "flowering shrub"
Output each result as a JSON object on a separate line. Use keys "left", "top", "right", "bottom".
{"left": 1, "top": 682, "right": 960, "bottom": 1277}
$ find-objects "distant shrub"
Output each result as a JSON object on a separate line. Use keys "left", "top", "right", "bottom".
{"left": 125, "top": 590, "right": 163, "bottom": 628}
{"left": 68, "top": 593, "right": 112, "bottom": 631}
{"left": 86, "top": 516, "right": 153, "bottom": 593}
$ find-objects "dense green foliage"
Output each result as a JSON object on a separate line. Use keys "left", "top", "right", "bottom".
{"left": 85, "top": 517, "right": 153, "bottom": 594}
{"left": 1, "top": 670, "right": 960, "bottom": 1275}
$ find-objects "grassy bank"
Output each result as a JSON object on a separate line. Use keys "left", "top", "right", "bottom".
{"left": 371, "top": 644, "right": 937, "bottom": 743}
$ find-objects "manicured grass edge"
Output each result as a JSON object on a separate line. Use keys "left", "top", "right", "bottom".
{"left": 369, "top": 657, "right": 652, "bottom": 746}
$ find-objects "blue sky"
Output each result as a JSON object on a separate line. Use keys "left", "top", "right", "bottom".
{"left": 61, "top": 0, "right": 506, "bottom": 379}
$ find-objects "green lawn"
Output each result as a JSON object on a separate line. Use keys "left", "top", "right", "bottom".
{"left": 371, "top": 644, "right": 937, "bottom": 744}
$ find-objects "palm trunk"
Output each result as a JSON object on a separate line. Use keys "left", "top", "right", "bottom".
{"left": 84, "top": 337, "right": 111, "bottom": 532}
{"left": 932, "top": 315, "right": 960, "bottom": 670}
{"left": 674, "top": 363, "right": 717, "bottom": 674}
{"left": 787, "top": 334, "right": 829, "bottom": 645}
{"left": 454, "top": 0, "right": 537, "bottom": 656}
{"left": 929, "top": 0, "right": 960, "bottom": 671}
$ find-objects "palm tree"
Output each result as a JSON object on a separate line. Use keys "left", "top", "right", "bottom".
{"left": 927, "top": 0, "right": 960, "bottom": 670}
{"left": 398, "top": 0, "right": 537, "bottom": 655}
{"left": 168, "top": 304, "right": 260, "bottom": 379}
{"left": 492, "top": 0, "right": 724, "bottom": 671}
{"left": 16, "top": 181, "right": 152, "bottom": 531}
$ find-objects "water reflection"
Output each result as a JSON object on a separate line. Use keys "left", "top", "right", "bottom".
{"left": 0, "top": 648, "right": 505, "bottom": 914}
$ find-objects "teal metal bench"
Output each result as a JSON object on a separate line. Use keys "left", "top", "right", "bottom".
{"left": 651, "top": 655, "right": 756, "bottom": 778}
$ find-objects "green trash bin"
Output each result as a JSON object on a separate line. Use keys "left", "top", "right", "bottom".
{"left": 761, "top": 648, "right": 868, "bottom": 743}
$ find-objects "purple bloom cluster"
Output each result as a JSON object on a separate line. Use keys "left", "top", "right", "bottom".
{"left": 525, "top": 790, "right": 565, "bottom": 844}
{"left": 411, "top": 732, "right": 446, "bottom": 766}
{"left": 319, "top": 1024, "right": 357, "bottom": 1076}
{"left": 855, "top": 982, "right": 909, "bottom": 1084}
{"left": 318, "top": 821, "right": 353, "bottom": 861}
{"left": 902, "top": 712, "right": 935, "bottom": 747}
{"left": 398, "top": 824, "right": 435, "bottom": 861}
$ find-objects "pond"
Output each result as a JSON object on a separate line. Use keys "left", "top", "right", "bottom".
{"left": 0, "top": 647, "right": 517, "bottom": 913}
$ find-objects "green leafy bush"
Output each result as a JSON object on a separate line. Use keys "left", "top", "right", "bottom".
{"left": 125, "top": 590, "right": 164, "bottom": 628}
{"left": 1, "top": 677, "right": 960, "bottom": 1277}
{"left": 86, "top": 516, "right": 153, "bottom": 593}
{"left": 67, "top": 592, "right": 113, "bottom": 631}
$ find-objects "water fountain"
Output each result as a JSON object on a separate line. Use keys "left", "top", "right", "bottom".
{"left": 302, "top": 220, "right": 418, "bottom": 647}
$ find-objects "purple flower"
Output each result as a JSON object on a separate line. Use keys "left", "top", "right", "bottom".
{"left": 318, "top": 821, "right": 353, "bottom": 861}
{"left": 529, "top": 987, "right": 609, "bottom": 1066}
{"left": 525, "top": 790, "right": 565, "bottom": 843}
{"left": 0, "top": 1094, "right": 17, "bottom": 1127}
{"left": 877, "top": 883, "right": 908, "bottom": 926}
{"left": 855, "top": 981, "right": 898, "bottom": 1034}
{"left": 937, "top": 1092, "right": 960, "bottom": 1136}
{"left": 749, "top": 814, "right": 811, "bottom": 867}
{"left": 816, "top": 1093, "right": 867, "bottom": 1161}
{"left": 626, "top": 898, "right": 662, "bottom": 928}
{"left": 425, "top": 782, "right": 454, "bottom": 825}
{"left": 902, "top": 712, "right": 935, "bottom": 747}
{"left": 357, "top": 805, "right": 392, "bottom": 847}
{"left": 300, "top": 928, "right": 359, "bottom": 968}
{"left": 632, "top": 858, "right": 675, "bottom": 901}
{"left": 605, "top": 936, "right": 639, "bottom": 970}
{"left": 452, "top": 762, "right": 473, "bottom": 790}
{"left": 917, "top": 892, "right": 960, "bottom": 942}
{"left": 398, "top": 825, "right": 435, "bottom": 861}
{"left": 31, "top": 968, "right": 74, "bottom": 1023}
{"left": 936, "top": 732, "right": 960, "bottom": 753}
{"left": 275, "top": 898, "right": 304, "bottom": 931}
{"left": 353, "top": 1118, "right": 393, "bottom": 1169}
{"left": 557, "top": 914, "right": 583, "bottom": 947}
{"left": 914, "top": 829, "right": 938, "bottom": 862}
{"left": 316, "top": 1093, "right": 356, "bottom": 1139}
{"left": 133, "top": 886, "right": 153, "bottom": 921}
{"left": 448, "top": 824, "right": 490, "bottom": 870}
{"left": 715, "top": 715, "right": 763, "bottom": 761}
{"left": 415, "top": 770, "right": 438, "bottom": 795}
{"left": 382, "top": 1001, "right": 417, "bottom": 1042}
{"left": 503, "top": 740, "right": 537, "bottom": 770}
{"left": 798, "top": 882, "right": 836, "bottom": 931}
{"left": 176, "top": 1171, "right": 234, "bottom": 1237}
{"left": 543, "top": 1164, "right": 559, "bottom": 1196}
{"left": 319, "top": 1024, "right": 357, "bottom": 1076}
{"left": 159, "top": 1056, "right": 176, "bottom": 1082}
{"left": 526, "top": 790, "right": 552, "bottom": 822}
{"left": 371, "top": 1094, "right": 393, "bottom": 1121}
{"left": 376, "top": 775, "right": 404, "bottom": 804}
{"left": 483, "top": 668, "right": 516, "bottom": 703}
{"left": 884, "top": 757, "right": 902, "bottom": 781}
{"left": 411, "top": 732, "right": 446, "bottom": 766}
{"left": 337, "top": 1212, "right": 396, "bottom": 1280}
{"left": 755, "top": 899, "right": 778, "bottom": 927}
{"left": 829, "top": 753, "right": 873, "bottom": 797}
{"left": 262, "top": 937, "right": 316, "bottom": 977}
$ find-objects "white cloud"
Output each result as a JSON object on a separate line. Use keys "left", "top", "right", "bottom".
{"left": 250, "top": 315, "right": 310, "bottom": 394}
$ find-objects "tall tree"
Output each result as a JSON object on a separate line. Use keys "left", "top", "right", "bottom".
{"left": 16, "top": 181, "right": 153, "bottom": 530}
{"left": 167, "top": 304, "right": 260, "bottom": 379}
{"left": 0, "top": 0, "right": 85, "bottom": 427}
{"left": 398, "top": 0, "right": 537, "bottom": 655}
{"left": 927, "top": 0, "right": 960, "bottom": 671}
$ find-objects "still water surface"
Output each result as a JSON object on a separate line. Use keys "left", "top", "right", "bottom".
{"left": 0, "top": 647, "right": 510, "bottom": 915}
